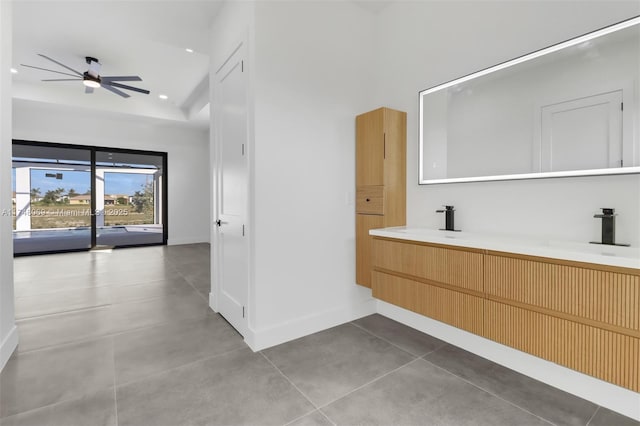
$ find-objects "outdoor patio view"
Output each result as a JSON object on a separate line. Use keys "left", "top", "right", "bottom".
{"left": 12, "top": 172, "right": 156, "bottom": 230}
{"left": 12, "top": 142, "right": 166, "bottom": 254}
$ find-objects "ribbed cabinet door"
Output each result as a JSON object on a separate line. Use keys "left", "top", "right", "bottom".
{"left": 356, "top": 108, "right": 384, "bottom": 186}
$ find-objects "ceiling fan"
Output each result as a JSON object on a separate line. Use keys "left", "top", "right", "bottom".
{"left": 21, "top": 54, "right": 150, "bottom": 98}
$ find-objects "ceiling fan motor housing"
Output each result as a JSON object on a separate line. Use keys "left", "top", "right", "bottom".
{"left": 85, "top": 56, "right": 101, "bottom": 78}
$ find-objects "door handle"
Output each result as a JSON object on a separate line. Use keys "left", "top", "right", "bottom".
{"left": 216, "top": 220, "right": 228, "bottom": 227}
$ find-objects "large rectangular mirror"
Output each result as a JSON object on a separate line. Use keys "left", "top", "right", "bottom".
{"left": 419, "top": 16, "right": 640, "bottom": 184}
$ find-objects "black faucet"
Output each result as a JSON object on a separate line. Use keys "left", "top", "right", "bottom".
{"left": 594, "top": 208, "right": 616, "bottom": 245}
{"left": 591, "top": 208, "right": 628, "bottom": 246}
{"left": 436, "top": 205, "right": 460, "bottom": 231}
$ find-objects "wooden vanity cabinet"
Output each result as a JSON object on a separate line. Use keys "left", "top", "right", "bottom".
{"left": 355, "top": 107, "right": 406, "bottom": 287}
{"left": 371, "top": 237, "right": 484, "bottom": 335}
{"left": 370, "top": 236, "right": 640, "bottom": 392}
{"left": 483, "top": 252, "right": 640, "bottom": 392}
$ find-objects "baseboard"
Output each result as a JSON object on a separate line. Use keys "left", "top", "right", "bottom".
{"left": 0, "top": 325, "right": 18, "bottom": 372}
{"left": 167, "top": 236, "right": 210, "bottom": 246}
{"left": 208, "top": 292, "right": 217, "bottom": 312}
{"left": 244, "top": 298, "right": 377, "bottom": 352}
{"left": 377, "top": 301, "right": 640, "bottom": 421}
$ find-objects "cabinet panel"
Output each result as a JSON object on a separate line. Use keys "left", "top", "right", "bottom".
{"left": 372, "top": 238, "right": 417, "bottom": 276}
{"left": 356, "top": 109, "right": 384, "bottom": 186}
{"left": 372, "top": 271, "right": 418, "bottom": 312}
{"left": 382, "top": 109, "right": 407, "bottom": 226}
{"left": 356, "top": 186, "right": 384, "bottom": 215}
{"left": 415, "top": 281, "right": 484, "bottom": 335}
{"left": 373, "top": 271, "right": 483, "bottom": 335}
{"left": 415, "top": 245, "right": 484, "bottom": 292}
{"left": 485, "top": 255, "right": 640, "bottom": 333}
{"left": 485, "top": 300, "right": 640, "bottom": 392}
{"left": 356, "top": 214, "right": 384, "bottom": 288}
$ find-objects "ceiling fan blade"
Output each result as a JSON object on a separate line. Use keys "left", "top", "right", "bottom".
{"left": 37, "top": 54, "right": 83, "bottom": 76}
{"left": 85, "top": 86, "right": 94, "bottom": 94}
{"left": 101, "top": 76, "right": 142, "bottom": 82}
{"left": 21, "top": 64, "right": 79, "bottom": 78}
{"left": 101, "top": 84, "right": 130, "bottom": 98}
{"left": 104, "top": 81, "right": 150, "bottom": 95}
{"left": 42, "top": 78, "right": 81, "bottom": 81}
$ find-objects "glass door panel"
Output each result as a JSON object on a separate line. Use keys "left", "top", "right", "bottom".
{"left": 12, "top": 143, "right": 92, "bottom": 254}
{"left": 95, "top": 151, "right": 165, "bottom": 247}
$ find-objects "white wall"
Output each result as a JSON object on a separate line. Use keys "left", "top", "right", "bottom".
{"left": 0, "top": 0, "right": 18, "bottom": 372}
{"left": 12, "top": 100, "right": 210, "bottom": 245}
{"left": 371, "top": 0, "right": 640, "bottom": 246}
{"left": 249, "top": 1, "right": 377, "bottom": 347}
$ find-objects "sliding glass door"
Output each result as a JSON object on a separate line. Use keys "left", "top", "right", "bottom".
{"left": 95, "top": 151, "right": 165, "bottom": 247}
{"left": 12, "top": 144, "right": 92, "bottom": 254}
{"left": 12, "top": 141, "right": 167, "bottom": 255}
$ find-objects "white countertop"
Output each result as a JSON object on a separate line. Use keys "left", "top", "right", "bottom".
{"left": 369, "top": 226, "right": 640, "bottom": 270}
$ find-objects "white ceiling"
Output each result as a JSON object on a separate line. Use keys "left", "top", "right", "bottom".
{"left": 12, "top": 0, "right": 224, "bottom": 130}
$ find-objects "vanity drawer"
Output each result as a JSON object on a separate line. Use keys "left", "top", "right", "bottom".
{"left": 484, "top": 254, "right": 640, "bottom": 334}
{"left": 356, "top": 186, "right": 384, "bottom": 215}
{"left": 485, "top": 300, "right": 640, "bottom": 392}
{"left": 373, "top": 271, "right": 483, "bottom": 335}
{"left": 372, "top": 237, "right": 483, "bottom": 292}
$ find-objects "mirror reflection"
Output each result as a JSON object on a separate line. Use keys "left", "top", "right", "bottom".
{"left": 419, "top": 17, "right": 640, "bottom": 184}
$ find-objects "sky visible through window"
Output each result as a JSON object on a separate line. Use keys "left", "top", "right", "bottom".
{"left": 12, "top": 169, "right": 153, "bottom": 196}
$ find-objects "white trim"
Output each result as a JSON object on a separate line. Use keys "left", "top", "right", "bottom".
{"left": 208, "top": 291, "right": 216, "bottom": 311}
{"left": 377, "top": 300, "right": 640, "bottom": 421}
{"left": 0, "top": 325, "right": 18, "bottom": 372}
{"left": 167, "top": 236, "right": 209, "bottom": 246}
{"left": 244, "top": 298, "right": 377, "bottom": 352}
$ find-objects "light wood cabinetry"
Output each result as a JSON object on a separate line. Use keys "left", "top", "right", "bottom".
{"left": 371, "top": 236, "right": 640, "bottom": 392}
{"left": 484, "top": 253, "right": 640, "bottom": 336}
{"left": 371, "top": 238, "right": 484, "bottom": 335}
{"left": 485, "top": 300, "right": 639, "bottom": 392}
{"left": 355, "top": 108, "right": 406, "bottom": 287}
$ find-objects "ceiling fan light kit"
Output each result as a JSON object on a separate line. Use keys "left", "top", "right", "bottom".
{"left": 21, "top": 54, "right": 150, "bottom": 98}
{"left": 82, "top": 72, "right": 101, "bottom": 88}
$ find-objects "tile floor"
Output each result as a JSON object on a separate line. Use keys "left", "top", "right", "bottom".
{"left": 1, "top": 244, "right": 638, "bottom": 426}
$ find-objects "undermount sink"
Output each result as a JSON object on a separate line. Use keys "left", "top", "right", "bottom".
{"left": 369, "top": 226, "right": 639, "bottom": 269}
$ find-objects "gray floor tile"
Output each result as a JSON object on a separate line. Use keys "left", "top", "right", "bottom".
{"left": 91, "top": 266, "right": 184, "bottom": 287}
{"left": 0, "top": 338, "right": 114, "bottom": 418}
{"left": 589, "top": 407, "right": 640, "bottom": 426}
{"left": 425, "top": 344, "right": 598, "bottom": 426}
{"left": 109, "top": 277, "right": 194, "bottom": 304}
{"left": 287, "top": 410, "right": 334, "bottom": 426}
{"left": 15, "top": 285, "right": 111, "bottom": 319}
{"left": 262, "top": 323, "right": 415, "bottom": 407}
{"left": 13, "top": 274, "right": 105, "bottom": 298}
{"left": 16, "top": 307, "right": 113, "bottom": 353}
{"left": 116, "top": 347, "right": 314, "bottom": 426}
{"left": 0, "top": 388, "right": 116, "bottom": 426}
{"left": 109, "top": 290, "right": 209, "bottom": 334}
{"left": 114, "top": 313, "right": 246, "bottom": 384}
{"left": 352, "top": 314, "right": 447, "bottom": 356}
{"left": 322, "top": 359, "right": 549, "bottom": 426}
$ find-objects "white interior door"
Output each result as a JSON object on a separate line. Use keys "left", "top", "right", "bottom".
{"left": 540, "top": 91, "right": 623, "bottom": 172}
{"left": 214, "top": 44, "right": 248, "bottom": 336}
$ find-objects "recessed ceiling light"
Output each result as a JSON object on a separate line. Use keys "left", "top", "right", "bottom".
{"left": 10, "top": 68, "right": 18, "bottom": 74}
{"left": 185, "top": 48, "right": 194, "bottom": 53}
{"left": 158, "top": 94, "right": 168, "bottom": 100}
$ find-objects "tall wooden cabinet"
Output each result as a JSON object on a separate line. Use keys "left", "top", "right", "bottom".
{"left": 355, "top": 107, "right": 406, "bottom": 287}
